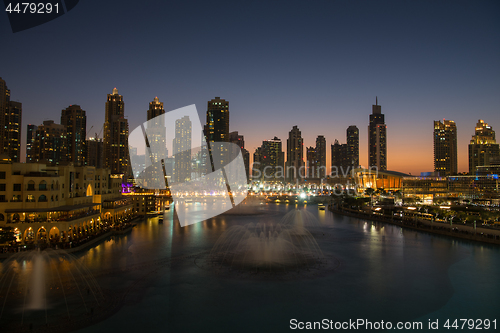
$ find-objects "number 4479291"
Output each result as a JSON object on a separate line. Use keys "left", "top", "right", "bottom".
{"left": 444, "top": 319, "right": 496, "bottom": 330}
{"left": 5, "top": 3, "right": 59, "bottom": 14}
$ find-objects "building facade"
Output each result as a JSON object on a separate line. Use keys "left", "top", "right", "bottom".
{"left": 346, "top": 125, "right": 359, "bottom": 168}
{"left": 434, "top": 119, "right": 457, "bottom": 176}
{"left": 0, "top": 161, "right": 133, "bottom": 245}
{"left": 468, "top": 119, "right": 499, "bottom": 175}
{"left": 286, "top": 126, "right": 304, "bottom": 182}
{"left": 61, "top": 105, "right": 86, "bottom": 166}
{"left": 173, "top": 115, "right": 192, "bottom": 183}
{"left": 32, "top": 120, "right": 68, "bottom": 165}
{"left": 0, "top": 78, "right": 22, "bottom": 162}
{"left": 103, "top": 88, "right": 129, "bottom": 175}
{"left": 368, "top": 98, "right": 387, "bottom": 171}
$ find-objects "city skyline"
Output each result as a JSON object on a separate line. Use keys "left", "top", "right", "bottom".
{"left": 9, "top": 86, "right": 500, "bottom": 177}
{"left": 1, "top": 1, "right": 499, "bottom": 175}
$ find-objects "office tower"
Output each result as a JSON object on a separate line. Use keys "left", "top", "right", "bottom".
{"left": 5, "top": 101, "right": 22, "bottom": 162}
{"left": 0, "top": 78, "right": 22, "bottom": 162}
{"left": 206, "top": 97, "right": 229, "bottom": 142}
{"left": 368, "top": 97, "right": 387, "bottom": 171}
{"left": 173, "top": 116, "right": 192, "bottom": 183}
{"left": 0, "top": 78, "right": 8, "bottom": 154}
{"left": 229, "top": 131, "right": 250, "bottom": 182}
{"left": 26, "top": 124, "right": 38, "bottom": 162}
{"left": 253, "top": 147, "right": 263, "bottom": 180}
{"left": 286, "top": 125, "right": 304, "bottom": 182}
{"left": 306, "top": 146, "right": 317, "bottom": 178}
{"left": 103, "top": 88, "right": 129, "bottom": 175}
{"left": 145, "top": 97, "right": 166, "bottom": 186}
{"left": 346, "top": 125, "right": 359, "bottom": 168}
{"left": 258, "top": 137, "right": 285, "bottom": 182}
{"left": 205, "top": 97, "right": 230, "bottom": 174}
{"left": 434, "top": 119, "right": 457, "bottom": 176}
{"left": 315, "top": 135, "right": 326, "bottom": 178}
{"left": 468, "top": 119, "right": 500, "bottom": 174}
{"left": 61, "top": 105, "right": 86, "bottom": 166}
{"left": 32, "top": 120, "right": 68, "bottom": 164}
{"left": 331, "top": 140, "right": 348, "bottom": 172}
{"left": 87, "top": 137, "right": 103, "bottom": 168}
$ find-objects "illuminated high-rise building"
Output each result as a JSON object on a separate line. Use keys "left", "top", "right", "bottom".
{"left": 26, "top": 124, "right": 38, "bottom": 163}
{"left": 434, "top": 119, "right": 457, "bottom": 176}
{"left": 206, "top": 97, "right": 230, "bottom": 171}
{"left": 61, "top": 105, "right": 86, "bottom": 166}
{"left": 173, "top": 115, "right": 192, "bottom": 183}
{"left": 0, "top": 77, "right": 8, "bottom": 155}
{"left": 468, "top": 119, "right": 499, "bottom": 174}
{"left": 206, "top": 97, "right": 229, "bottom": 143}
{"left": 259, "top": 137, "right": 285, "bottom": 182}
{"left": 146, "top": 97, "right": 166, "bottom": 184}
{"left": 346, "top": 125, "right": 359, "bottom": 168}
{"left": 5, "top": 101, "right": 22, "bottom": 162}
{"left": 368, "top": 97, "right": 387, "bottom": 171}
{"left": 315, "top": 135, "right": 326, "bottom": 178}
{"left": 32, "top": 120, "right": 68, "bottom": 165}
{"left": 103, "top": 88, "right": 129, "bottom": 175}
{"left": 0, "top": 78, "right": 22, "bottom": 162}
{"left": 286, "top": 126, "right": 304, "bottom": 182}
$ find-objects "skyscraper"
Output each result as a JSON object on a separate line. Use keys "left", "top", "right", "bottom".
{"left": 229, "top": 131, "right": 250, "bottom": 182}
{"left": 206, "top": 97, "right": 229, "bottom": 143}
{"left": 173, "top": 116, "right": 192, "bottom": 183}
{"left": 32, "top": 120, "right": 68, "bottom": 164}
{"left": 368, "top": 97, "right": 387, "bottom": 171}
{"left": 61, "top": 105, "right": 86, "bottom": 166}
{"left": 434, "top": 119, "right": 457, "bottom": 176}
{"left": 331, "top": 140, "right": 348, "bottom": 172}
{"left": 315, "top": 135, "right": 326, "bottom": 178}
{"left": 103, "top": 88, "right": 129, "bottom": 175}
{"left": 0, "top": 78, "right": 8, "bottom": 155}
{"left": 87, "top": 137, "right": 104, "bottom": 169}
{"left": 0, "top": 78, "right": 22, "bottom": 162}
{"left": 26, "top": 124, "right": 37, "bottom": 163}
{"left": 5, "top": 101, "right": 22, "bottom": 162}
{"left": 259, "top": 137, "right": 285, "bottom": 182}
{"left": 306, "top": 146, "right": 317, "bottom": 178}
{"left": 206, "top": 97, "right": 230, "bottom": 170}
{"left": 253, "top": 147, "right": 263, "bottom": 180}
{"left": 286, "top": 126, "right": 304, "bottom": 182}
{"left": 146, "top": 97, "right": 166, "bottom": 165}
{"left": 468, "top": 119, "right": 499, "bottom": 174}
{"left": 346, "top": 125, "right": 359, "bottom": 168}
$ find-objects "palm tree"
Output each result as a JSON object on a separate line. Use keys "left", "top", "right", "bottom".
{"left": 365, "top": 188, "right": 375, "bottom": 207}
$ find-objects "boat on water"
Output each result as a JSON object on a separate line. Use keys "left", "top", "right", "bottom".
{"left": 318, "top": 203, "right": 326, "bottom": 210}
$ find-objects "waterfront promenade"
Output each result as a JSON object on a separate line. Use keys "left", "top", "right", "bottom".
{"left": 329, "top": 205, "right": 500, "bottom": 245}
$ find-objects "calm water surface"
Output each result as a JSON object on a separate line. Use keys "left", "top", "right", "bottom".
{"left": 72, "top": 204, "right": 500, "bottom": 332}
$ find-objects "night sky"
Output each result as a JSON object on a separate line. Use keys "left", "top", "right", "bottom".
{"left": 1, "top": 0, "right": 499, "bottom": 175}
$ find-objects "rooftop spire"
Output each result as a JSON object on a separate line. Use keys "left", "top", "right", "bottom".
{"left": 376, "top": 96, "right": 378, "bottom": 105}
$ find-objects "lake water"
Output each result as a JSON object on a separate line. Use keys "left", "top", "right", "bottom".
{"left": 5, "top": 204, "right": 499, "bottom": 332}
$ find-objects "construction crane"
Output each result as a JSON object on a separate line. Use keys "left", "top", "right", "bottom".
{"left": 95, "top": 125, "right": 103, "bottom": 139}
{"left": 86, "top": 125, "right": 94, "bottom": 138}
